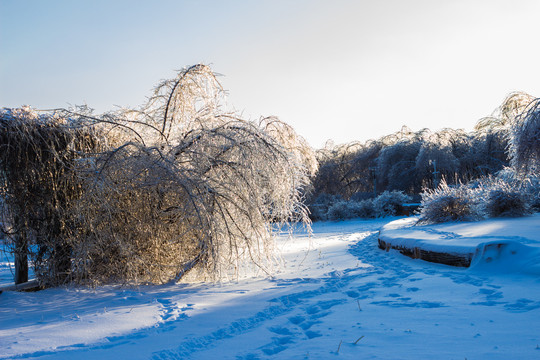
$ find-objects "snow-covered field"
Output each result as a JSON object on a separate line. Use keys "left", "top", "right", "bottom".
{"left": 1, "top": 216, "right": 540, "bottom": 359}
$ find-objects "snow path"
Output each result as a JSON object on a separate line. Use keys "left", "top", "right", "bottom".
{"left": 1, "top": 218, "right": 540, "bottom": 359}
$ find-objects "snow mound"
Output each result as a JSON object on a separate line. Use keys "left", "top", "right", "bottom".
{"left": 379, "top": 214, "right": 540, "bottom": 273}
{"left": 471, "top": 241, "right": 540, "bottom": 275}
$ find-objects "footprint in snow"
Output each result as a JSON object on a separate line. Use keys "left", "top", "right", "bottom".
{"left": 299, "top": 320, "right": 321, "bottom": 331}
{"left": 258, "top": 298, "right": 346, "bottom": 356}
{"left": 478, "top": 288, "right": 504, "bottom": 300}
{"left": 406, "top": 287, "right": 420, "bottom": 292}
{"left": 235, "top": 354, "right": 260, "bottom": 360}
{"left": 305, "top": 330, "right": 322, "bottom": 339}
{"left": 504, "top": 299, "right": 540, "bottom": 312}
{"left": 268, "top": 326, "right": 295, "bottom": 336}
{"left": 155, "top": 299, "right": 190, "bottom": 333}
{"left": 370, "top": 300, "right": 445, "bottom": 308}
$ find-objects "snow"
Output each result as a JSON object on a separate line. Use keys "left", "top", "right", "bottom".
{"left": 1, "top": 216, "right": 540, "bottom": 359}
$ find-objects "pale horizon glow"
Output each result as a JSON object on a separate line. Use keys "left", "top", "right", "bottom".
{"left": 2, "top": 0, "right": 540, "bottom": 148}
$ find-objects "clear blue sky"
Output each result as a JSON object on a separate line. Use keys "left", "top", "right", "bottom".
{"left": 2, "top": 0, "right": 540, "bottom": 147}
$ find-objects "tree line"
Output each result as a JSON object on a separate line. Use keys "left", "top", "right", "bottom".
{"left": 307, "top": 92, "right": 539, "bottom": 221}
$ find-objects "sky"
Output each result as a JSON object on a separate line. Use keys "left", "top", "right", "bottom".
{"left": 2, "top": 0, "right": 540, "bottom": 148}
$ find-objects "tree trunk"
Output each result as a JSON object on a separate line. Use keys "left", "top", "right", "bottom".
{"left": 14, "top": 233, "right": 28, "bottom": 284}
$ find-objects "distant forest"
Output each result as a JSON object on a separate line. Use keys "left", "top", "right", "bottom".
{"left": 307, "top": 92, "right": 538, "bottom": 219}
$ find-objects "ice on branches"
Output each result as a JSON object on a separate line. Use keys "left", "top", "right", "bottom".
{"left": 0, "top": 65, "right": 316, "bottom": 286}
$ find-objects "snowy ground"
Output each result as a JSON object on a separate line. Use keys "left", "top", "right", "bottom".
{"left": 1, "top": 217, "right": 540, "bottom": 359}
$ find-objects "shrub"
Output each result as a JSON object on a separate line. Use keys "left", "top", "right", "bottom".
{"left": 486, "top": 189, "right": 530, "bottom": 217}
{"left": 372, "top": 191, "right": 412, "bottom": 217}
{"left": 525, "top": 177, "right": 540, "bottom": 212}
{"left": 419, "top": 169, "right": 539, "bottom": 224}
{"left": 484, "top": 170, "right": 536, "bottom": 216}
{"left": 419, "top": 181, "right": 482, "bottom": 224}
{"left": 325, "top": 191, "right": 411, "bottom": 220}
{"left": 496, "top": 168, "right": 540, "bottom": 211}
{"left": 530, "top": 190, "right": 540, "bottom": 212}
{"left": 308, "top": 193, "right": 343, "bottom": 221}
{"left": 355, "top": 199, "right": 376, "bottom": 218}
{"left": 327, "top": 201, "right": 354, "bottom": 220}
{"left": 327, "top": 201, "right": 356, "bottom": 221}
{"left": 326, "top": 199, "right": 376, "bottom": 221}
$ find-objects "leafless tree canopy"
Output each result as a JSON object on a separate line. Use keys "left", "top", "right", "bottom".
{"left": 508, "top": 98, "right": 540, "bottom": 175}
{"left": 0, "top": 65, "right": 316, "bottom": 286}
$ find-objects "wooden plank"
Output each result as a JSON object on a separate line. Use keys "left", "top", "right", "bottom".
{"left": 378, "top": 237, "right": 473, "bottom": 267}
{"left": 0, "top": 279, "right": 42, "bottom": 294}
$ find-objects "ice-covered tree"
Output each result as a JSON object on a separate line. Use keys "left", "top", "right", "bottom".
{"left": 507, "top": 97, "right": 540, "bottom": 175}
{"left": 0, "top": 65, "right": 317, "bottom": 286}
{"left": 376, "top": 139, "right": 420, "bottom": 193}
{"left": 415, "top": 129, "right": 460, "bottom": 189}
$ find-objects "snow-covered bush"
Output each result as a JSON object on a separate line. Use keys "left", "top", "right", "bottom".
{"left": 525, "top": 176, "right": 540, "bottom": 212}
{"left": 327, "top": 201, "right": 357, "bottom": 221}
{"left": 530, "top": 189, "right": 540, "bottom": 212}
{"left": 326, "top": 199, "right": 375, "bottom": 220}
{"left": 308, "top": 193, "right": 343, "bottom": 221}
{"left": 420, "top": 169, "right": 539, "bottom": 224}
{"left": 419, "top": 181, "right": 482, "bottom": 224}
{"left": 486, "top": 188, "right": 530, "bottom": 218}
{"left": 496, "top": 168, "right": 540, "bottom": 210}
{"left": 323, "top": 191, "right": 411, "bottom": 220}
{"left": 486, "top": 169, "right": 538, "bottom": 216}
{"left": 372, "top": 191, "right": 412, "bottom": 217}
{"left": 355, "top": 199, "right": 377, "bottom": 218}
